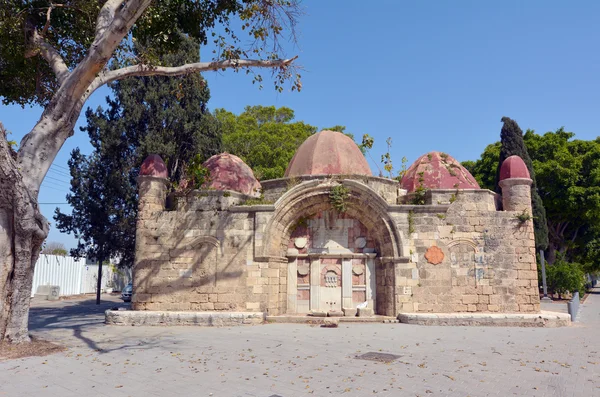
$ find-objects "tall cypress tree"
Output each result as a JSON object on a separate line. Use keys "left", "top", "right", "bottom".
{"left": 495, "top": 116, "right": 549, "bottom": 251}
{"left": 55, "top": 36, "right": 221, "bottom": 269}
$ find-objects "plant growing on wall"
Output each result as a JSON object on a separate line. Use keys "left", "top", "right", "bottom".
{"left": 186, "top": 154, "right": 212, "bottom": 190}
{"left": 411, "top": 172, "right": 427, "bottom": 205}
{"left": 408, "top": 210, "right": 415, "bottom": 234}
{"left": 329, "top": 185, "right": 350, "bottom": 213}
{"left": 515, "top": 210, "right": 533, "bottom": 224}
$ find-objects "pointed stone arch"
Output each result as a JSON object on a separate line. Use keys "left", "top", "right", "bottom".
{"left": 259, "top": 179, "right": 404, "bottom": 260}
{"left": 257, "top": 179, "right": 405, "bottom": 316}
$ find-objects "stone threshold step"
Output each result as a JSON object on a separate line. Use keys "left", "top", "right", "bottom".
{"left": 266, "top": 315, "right": 397, "bottom": 324}
{"left": 397, "top": 311, "right": 571, "bottom": 327}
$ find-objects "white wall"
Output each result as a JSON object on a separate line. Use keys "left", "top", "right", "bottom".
{"left": 31, "top": 254, "right": 131, "bottom": 297}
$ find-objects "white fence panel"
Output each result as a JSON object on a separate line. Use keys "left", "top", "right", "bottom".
{"left": 31, "top": 255, "right": 132, "bottom": 297}
{"left": 31, "top": 254, "right": 85, "bottom": 297}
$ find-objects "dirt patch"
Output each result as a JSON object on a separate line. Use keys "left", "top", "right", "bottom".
{"left": 0, "top": 336, "right": 65, "bottom": 361}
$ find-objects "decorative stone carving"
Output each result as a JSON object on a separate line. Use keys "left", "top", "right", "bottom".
{"left": 355, "top": 237, "right": 367, "bottom": 249}
{"left": 352, "top": 265, "right": 364, "bottom": 275}
{"left": 425, "top": 246, "right": 444, "bottom": 265}
{"left": 294, "top": 237, "right": 307, "bottom": 249}
{"left": 297, "top": 265, "right": 309, "bottom": 276}
{"left": 325, "top": 271, "right": 338, "bottom": 287}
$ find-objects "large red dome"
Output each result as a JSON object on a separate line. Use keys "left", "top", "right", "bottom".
{"left": 401, "top": 152, "right": 480, "bottom": 192}
{"left": 203, "top": 153, "right": 261, "bottom": 197}
{"left": 284, "top": 130, "right": 371, "bottom": 177}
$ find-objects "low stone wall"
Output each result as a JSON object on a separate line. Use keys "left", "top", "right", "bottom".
{"left": 105, "top": 310, "right": 264, "bottom": 326}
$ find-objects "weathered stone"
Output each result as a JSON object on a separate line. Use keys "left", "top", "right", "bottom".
{"left": 342, "top": 307, "right": 358, "bottom": 317}
{"left": 358, "top": 307, "right": 374, "bottom": 317}
{"left": 310, "top": 311, "right": 327, "bottom": 317}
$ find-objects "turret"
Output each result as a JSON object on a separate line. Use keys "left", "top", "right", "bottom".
{"left": 137, "top": 154, "right": 169, "bottom": 214}
{"left": 498, "top": 155, "right": 532, "bottom": 213}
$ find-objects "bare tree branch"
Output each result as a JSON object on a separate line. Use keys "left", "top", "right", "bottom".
{"left": 41, "top": 5, "right": 53, "bottom": 36}
{"left": 86, "top": 56, "right": 298, "bottom": 100}
{"left": 28, "top": 30, "right": 70, "bottom": 85}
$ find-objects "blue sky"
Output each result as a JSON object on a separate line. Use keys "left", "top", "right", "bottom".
{"left": 2, "top": 0, "right": 599, "bottom": 249}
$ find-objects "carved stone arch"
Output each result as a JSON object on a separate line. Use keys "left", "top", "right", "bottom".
{"left": 446, "top": 238, "right": 478, "bottom": 251}
{"left": 170, "top": 235, "right": 221, "bottom": 287}
{"left": 173, "top": 235, "right": 220, "bottom": 250}
{"left": 260, "top": 179, "right": 404, "bottom": 260}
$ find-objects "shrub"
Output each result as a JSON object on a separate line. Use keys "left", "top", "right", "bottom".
{"left": 544, "top": 256, "right": 586, "bottom": 298}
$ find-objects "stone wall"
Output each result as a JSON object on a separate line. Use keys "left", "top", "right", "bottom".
{"left": 133, "top": 174, "right": 540, "bottom": 316}
{"left": 393, "top": 189, "right": 539, "bottom": 313}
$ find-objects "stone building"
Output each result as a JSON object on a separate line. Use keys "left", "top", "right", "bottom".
{"left": 132, "top": 130, "right": 540, "bottom": 318}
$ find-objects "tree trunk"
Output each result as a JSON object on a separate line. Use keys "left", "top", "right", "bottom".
{"left": 0, "top": 128, "right": 49, "bottom": 343}
{"left": 96, "top": 254, "right": 104, "bottom": 305}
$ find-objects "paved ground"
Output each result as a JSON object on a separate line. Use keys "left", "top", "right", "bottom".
{"left": 1, "top": 291, "right": 599, "bottom": 397}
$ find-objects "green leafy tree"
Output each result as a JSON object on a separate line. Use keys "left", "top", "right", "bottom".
{"left": 56, "top": 36, "right": 221, "bottom": 275}
{"left": 462, "top": 142, "right": 501, "bottom": 190}
{"left": 496, "top": 117, "right": 549, "bottom": 252}
{"left": 54, "top": 148, "right": 132, "bottom": 304}
{"left": 466, "top": 128, "right": 600, "bottom": 270}
{"left": 545, "top": 255, "right": 586, "bottom": 298}
{"left": 0, "top": 0, "right": 301, "bottom": 343}
{"left": 218, "top": 106, "right": 317, "bottom": 180}
{"left": 523, "top": 129, "right": 600, "bottom": 268}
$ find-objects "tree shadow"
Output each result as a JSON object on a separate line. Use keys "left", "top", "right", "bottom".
{"left": 28, "top": 298, "right": 161, "bottom": 354}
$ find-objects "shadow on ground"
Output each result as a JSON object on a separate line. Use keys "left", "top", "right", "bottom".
{"left": 28, "top": 297, "right": 143, "bottom": 354}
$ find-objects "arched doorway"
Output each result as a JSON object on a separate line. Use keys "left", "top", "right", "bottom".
{"left": 286, "top": 210, "right": 377, "bottom": 314}
{"left": 259, "top": 180, "right": 404, "bottom": 316}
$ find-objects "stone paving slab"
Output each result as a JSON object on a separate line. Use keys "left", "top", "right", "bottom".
{"left": 0, "top": 292, "right": 599, "bottom": 396}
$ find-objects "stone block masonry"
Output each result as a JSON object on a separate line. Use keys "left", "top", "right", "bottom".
{"left": 133, "top": 152, "right": 540, "bottom": 319}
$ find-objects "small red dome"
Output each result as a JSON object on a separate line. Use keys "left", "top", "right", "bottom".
{"left": 499, "top": 155, "right": 530, "bottom": 180}
{"left": 140, "top": 154, "right": 168, "bottom": 178}
{"left": 203, "top": 153, "right": 261, "bottom": 197}
{"left": 285, "top": 130, "right": 371, "bottom": 177}
{"left": 401, "top": 152, "right": 480, "bottom": 192}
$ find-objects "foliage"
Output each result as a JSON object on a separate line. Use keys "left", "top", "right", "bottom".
{"left": 410, "top": 172, "right": 427, "bottom": 205}
{"left": 461, "top": 142, "right": 500, "bottom": 190}
{"left": 0, "top": 0, "right": 303, "bottom": 344}
{"left": 496, "top": 117, "right": 549, "bottom": 251}
{"left": 408, "top": 210, "right": 415, "bottom": 234}
{"left": 515, "top": 210, "right": 532, "bottom": 223}
{"left": 53, "top": 148, "right": 131, "bottom": 266}
{"left": 186, "top": 154, "right": 212, "bottom": 190}
{"left": 241, "top": 196, "right": 274, "bottom": 206}
{"left": 380, "top": 137, "right": 394, "bottom": 179}
{"left": 0, "top": 0, "right": 302, "bottom": 107}
{"left": 361, "top": 134, "right": 374, "bottom": 151}
{"left": 286, "top": 176, "right": 300, "bottom": 191}
{"left": 466, "top": 127, "right": 600, "bottom": 271}
{"left": 544, "top": 255, "right": 586, "bottom": 298}
{"left": 55, "top": 38, "right": 220, "bottom": 267}
{"left": 398, "top": 156, "right": 408, "bottom": 180}
{"left": 329, "top": 185, "right": 350, "bottom": 213}
{"left": 41, "top": 241, "right": 67, "bottom": 256}
{"left": 218, "top": 105, "right": 317, "bottom": 180}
